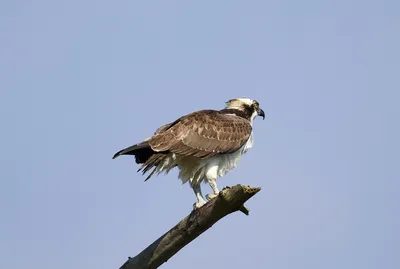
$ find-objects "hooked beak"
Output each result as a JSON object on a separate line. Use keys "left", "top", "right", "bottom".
{"left": 257, "top": 107, "right": 265, "bottom": 120}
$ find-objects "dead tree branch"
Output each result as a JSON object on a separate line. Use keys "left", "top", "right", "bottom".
{"left": 119, "top": 184, "right": 261, "bottom": 269}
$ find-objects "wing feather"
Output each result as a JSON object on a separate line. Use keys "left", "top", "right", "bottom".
{"left": 148, "top": 110, "right": 252, "bottom": 158}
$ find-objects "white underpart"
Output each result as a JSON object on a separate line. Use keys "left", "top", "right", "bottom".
{"left": 155, "top": 130, "right": 255, "bottom": 208}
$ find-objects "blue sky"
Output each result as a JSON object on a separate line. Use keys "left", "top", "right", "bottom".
{"left": 1, "top": 1, "right": 399, "bottom": 268}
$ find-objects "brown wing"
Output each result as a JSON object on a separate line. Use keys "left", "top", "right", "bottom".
{"left": 148, "top": 110, "right": 252, "bottom": 158}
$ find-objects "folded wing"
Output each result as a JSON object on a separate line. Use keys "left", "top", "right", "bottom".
{"left": 148, "top": 110, "right": 252, "bottom": 158}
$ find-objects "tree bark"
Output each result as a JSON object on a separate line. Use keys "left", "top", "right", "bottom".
{"left": 119, "top": 184, "right": 261, "bottom": 269}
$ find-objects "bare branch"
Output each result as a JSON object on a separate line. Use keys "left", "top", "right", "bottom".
{"left": 119, "top": 184, "right": 261, "bottom": 269}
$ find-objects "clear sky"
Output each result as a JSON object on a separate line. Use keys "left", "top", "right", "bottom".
{"left": 1, "top": 1, "right": 399, "bottom": 268}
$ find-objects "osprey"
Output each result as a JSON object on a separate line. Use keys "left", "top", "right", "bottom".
{"left": 113, "top": 98, "right": 265, "bottom": 208}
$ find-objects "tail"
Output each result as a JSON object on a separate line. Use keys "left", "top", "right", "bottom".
{"left": 113, "top": 141, "right": 173, "bottom": 181}
{"left": 112, "top": 141, "right": 154, "bottom": 163}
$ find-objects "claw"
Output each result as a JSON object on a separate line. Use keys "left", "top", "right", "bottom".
{"left": 193, "top": 200, "right": 206, "bottom": 210}
{"left": 206, "top": 193, "right": 218, "bottom": 200}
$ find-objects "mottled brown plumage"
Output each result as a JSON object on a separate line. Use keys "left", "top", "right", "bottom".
{"left": 134, "top": 110, "right": 253, "bottom": 180}
{"left": 150, "top": 110, "right": 252, "bottom": 157}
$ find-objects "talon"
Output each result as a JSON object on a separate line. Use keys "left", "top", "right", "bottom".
{"left": 206, "top": 193, "right": 218, "bottom": 200}
{"left": 193, "top": 200, "right": 206, "bottom": 210}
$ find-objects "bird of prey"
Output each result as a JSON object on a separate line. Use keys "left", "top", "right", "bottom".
{"left": 113, "top": 98, "right": 265, "bottom": 208}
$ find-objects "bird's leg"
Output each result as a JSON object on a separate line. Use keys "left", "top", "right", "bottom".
{"left": 205, "top": 178, "right": 219, "bottom": 200}
{"left": 192, "top": 184, "right": 206, "bottom": 209}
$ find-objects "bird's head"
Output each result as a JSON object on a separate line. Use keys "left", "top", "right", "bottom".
{"left": 225, "top": 98, "right": 265, "bottom": 121}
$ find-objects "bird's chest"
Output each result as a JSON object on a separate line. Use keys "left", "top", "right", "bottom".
{"left": 242, "top": 132, "right": 254, "bottom": 153}
{"left": 216, "top": 133, "right": 254, "bottom": 177}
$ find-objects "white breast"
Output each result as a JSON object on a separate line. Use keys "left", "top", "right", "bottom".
{"left": 214, "top": 132, "right": 254, "bottom": 177}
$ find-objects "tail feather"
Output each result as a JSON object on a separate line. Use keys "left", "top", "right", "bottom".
{"left": 138, "top": 153, "right": 168, "bottom": 180}
{"left": 112, "top": 144, "right": 138, "bottom": 159}
{"left": 113, "top": 141, "right": 171, "bottom": 181}
{"left": 112, "top": 141, "right": 153, "bottom": 163}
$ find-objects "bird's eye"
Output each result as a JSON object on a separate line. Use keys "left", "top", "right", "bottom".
{"left": 253, "top": 103, "right": 259, "bottom": 109}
